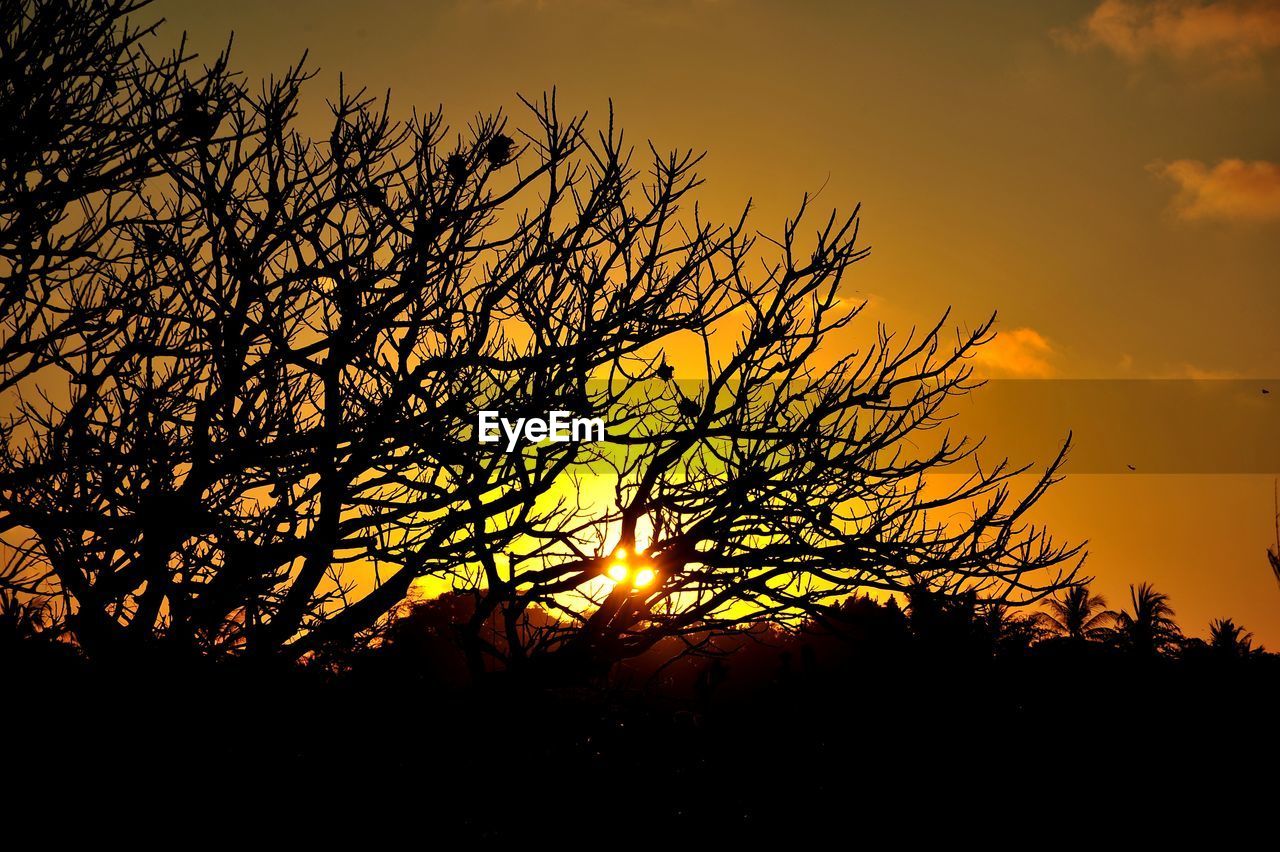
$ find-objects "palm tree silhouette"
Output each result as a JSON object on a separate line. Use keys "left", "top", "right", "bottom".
{"left": 1209, "top": 618, "right": 1255, "bottom": 659}
{"left": 1037, "top": 585, "right": 1116, "bottom": 641}
{"left": 1113, "top": 582, "right": 1180, "bottom": 657}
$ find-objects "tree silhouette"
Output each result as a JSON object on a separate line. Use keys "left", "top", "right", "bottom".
{"left": 1208, "top": 618, "right": 1255, "bottom": 659}
{"left": 1269, "top": 484, "right": 1279, "bottom": 590}
{"left": 0, "top": 0, "right": 1083, "bottom": 672}
{"left": 977, "top": 600, "right": 1045, "bottom": 655}
{"left": 1112, "top": 582, "right": 1180, "bottom": 658}
{"left": 0, "top": 0, "right": 242, "bottom": 392}
{"left": 1037, "top": 584, "right": 1115, "bottom": 642}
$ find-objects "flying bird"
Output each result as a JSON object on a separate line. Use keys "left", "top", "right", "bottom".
{"left": 1127, "top": 464, "right": 1136, "bottom": 471}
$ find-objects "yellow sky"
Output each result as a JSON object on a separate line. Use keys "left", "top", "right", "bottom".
{"left": 160, "top": 0, "right": 1280, "bottom": 643}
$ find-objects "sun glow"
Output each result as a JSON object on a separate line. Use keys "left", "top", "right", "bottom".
{"left": 604, "top": 547, "right": 657, "bottom": 590}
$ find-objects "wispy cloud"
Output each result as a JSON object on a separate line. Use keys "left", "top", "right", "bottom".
{"left": 972, "top": 327, "right": 1057, "bottom": 378}
{"left": 1055, "top": 1, "right": 1280, "bottom": 72}
{"left": 1175, "top": 363, "right": 1242, "bottom": 380}
{"left": 1118, "top": 353, "right": 1244, "bottom": 379}
{"left": 1150, "top": 158, "right": 1280, "bottom": 222}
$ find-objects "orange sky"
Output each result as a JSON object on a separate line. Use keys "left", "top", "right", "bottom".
{"left": 160, "top": 0, "right": 1280, "bottom": 644}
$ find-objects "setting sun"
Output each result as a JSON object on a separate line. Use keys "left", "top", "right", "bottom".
{"left": 604, "top": 548, "right": 658, "bottom": 590}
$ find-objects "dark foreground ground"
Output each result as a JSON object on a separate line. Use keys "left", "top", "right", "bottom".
{"left": 4, "top": 633, "right": 1278, "bottom": 841}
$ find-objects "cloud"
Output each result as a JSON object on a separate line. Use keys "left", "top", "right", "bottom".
{"left": 1176, "top": 363, "right": 1241, "bottom": 379}
{"left": 1055, "top": 1, "right": 1280, "bottom": 69}
{"left": 1150, "top": 158, "right": 1280, "bottom": 222}
{"left": 972, "top": 327, "right": 1057, "bottom": 378}
{"left": 1117, "top": 353, "right": 1243, "bottom": 378}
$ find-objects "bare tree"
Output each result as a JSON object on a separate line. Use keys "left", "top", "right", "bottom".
{"left": 0, "top": 0, "right": 250, "bottom": 643}
{"left": 0, "top": 1, "right": 1083, "bottom": 671}
{"left": 0, "top": 0, "right": 249, "bottom": 391}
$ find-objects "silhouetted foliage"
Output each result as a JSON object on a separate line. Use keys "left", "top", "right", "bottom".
{"left": 1270, "top": 489, "right": 1280, "bottom": 590}
{"left": 1113, "top": 582, "right": 1181, "bottom": 658}
{"left": 1209, "top": 617, "right": 1255, "bottom": 659}
{"left": 978, "top": 599, "right": 1046, "bottom": 656}
{"left": 1037, "top": 584, "right": 1116, "bottom": 641}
